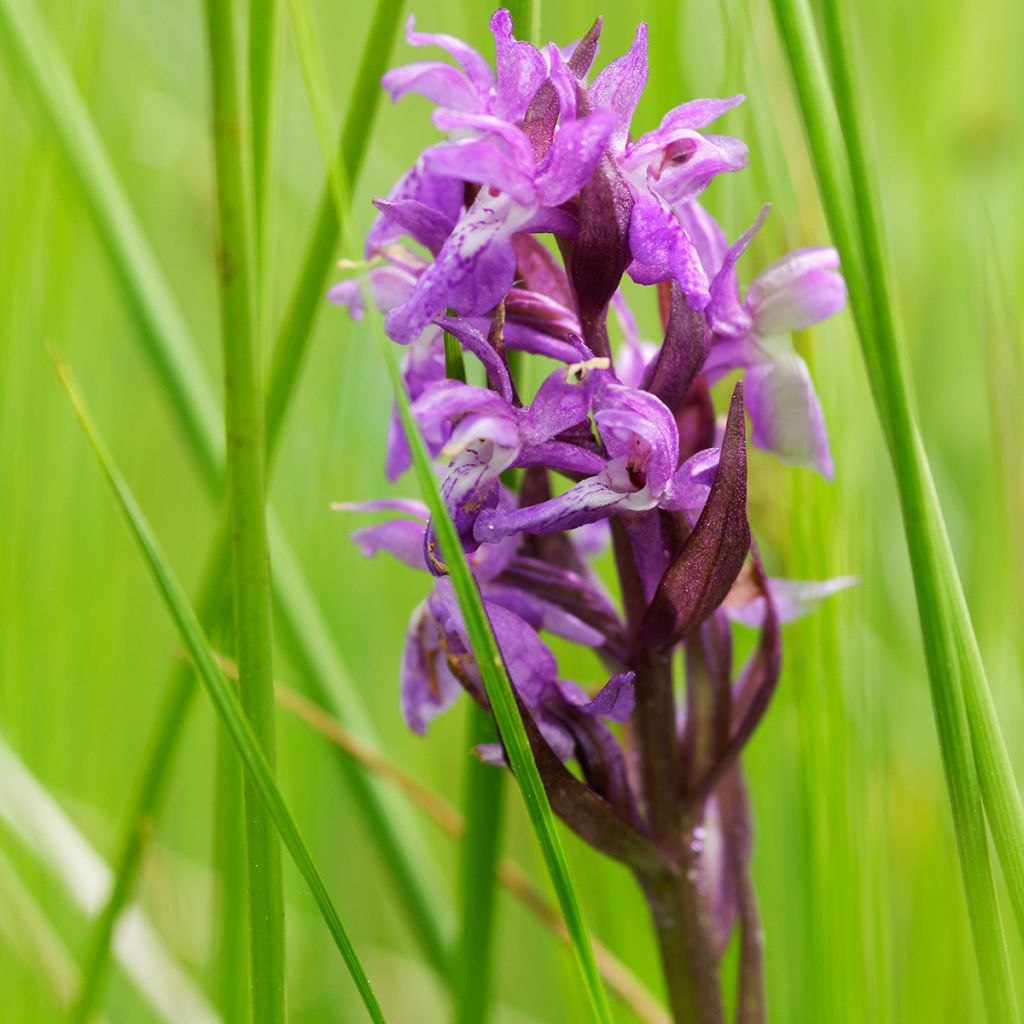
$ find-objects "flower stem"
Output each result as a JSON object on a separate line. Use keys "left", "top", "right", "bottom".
{"left": 203, "top": 0, "right": 285, "bottom": 1019}
{"left": 641, "top": 840, "right": 725, "bottom": 1024}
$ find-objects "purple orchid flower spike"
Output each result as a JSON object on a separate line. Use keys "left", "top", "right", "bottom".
{"left": 331, "top": 13, "right": 854, "bottom": 1017}
{"left": 684, "top": 201, "right": 847, "bottom": 478}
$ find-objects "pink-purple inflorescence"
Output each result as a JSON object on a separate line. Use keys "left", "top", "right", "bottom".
{"left": 330, "top": 9, "right": 853, "bottom": 993}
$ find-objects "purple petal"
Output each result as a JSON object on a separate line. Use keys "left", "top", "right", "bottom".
{"left": 639, "top": 383, "right": 751, "bottom": 648}
{"left": 331, "top": 498, "right": 429, "bottom": 519}
{"left": 435, "top": 315, "right": 513, "bottom": 402}
{"left": 350, "top": 521, "right": 427, "bottom": 570}
{"left": 371, "top": 198, "right": 457, "bottom": 255}
{"left": 401, "top": 601, "right": 463, "bottom": 734}
{"left": 381, "top": 61, "right": 482, "bottom": 111}
{"left": 489, "top": 9, "right": 548, "bottom": 122}
{"left": 745, "top": 352, "right": 833, "bottom": 478}
{"left": 676, "top": 199, "right": 730, "bottom": 279}
{"left": 627, "top": 192, "right": 710, "bottom": 310}
{"left": 475, "top": 476, "right": 628, "bottom": 544}
{"left": 587, "top": 23, "right": 648, "bottom": 143}
{"left": 725, "top": 574, "right": 857, "bottom": 628}
{"left": 510, "top": 235, "right": 575, "bottom": 308}
{"left": 423, "top": 137, "right": 536, "bottom": 204}
{"left": 386, "top": 191, "right": 523, "bottom": 343}
{"left": 706, "top": 204, "right": 770, "bottom": 337}
{"left": 625, "top": 128, "right": 748, "bottom": 206}
{"left": 746, "top": 247, "right": 846, "bottom": 336}
{"left": 405, "top": 15, "right": 495, "bottom": 94}
{"left": 328, "top": 261, "right": 418, "bottom": 320}
{"left": 366, "top": 158, "right": 465, "bottom": 256}
{"left": 500, "top": 322, "right": 581, "bottom": 361}
{"left": 580, "top": 671, "right": 636, "bottom": 722}
{"left": 519, "top": 359, "right": 610, "bottom": 444}
{"left": 593, "top": 383, "right": 680, "bottom": 495}
{"left": 534, "top": 109, "right": 616, "bottom": 206}
{"left": 484, "top": 584, "right": 606, "bottom": 647}
{"left": 661, "top": 446, "right": 720, "bottom": 510}
{"left": 659, "top": 95, "right": 745, "bottom": 131}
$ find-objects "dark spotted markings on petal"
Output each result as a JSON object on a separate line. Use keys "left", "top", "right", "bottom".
{"left": 638, "top": 383, "right": 751, "bottom": 650}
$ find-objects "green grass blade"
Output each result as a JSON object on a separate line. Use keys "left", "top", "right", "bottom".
{"left": 202, "top": 0, "right": 285, "bottom": 1016}
{"left": 767, "top": 1, "right": 1019, "bottom": 1018}
{"left": 53, "top": 355, "right": 387, "bottom": 1024}
{"left": 265, "top": 0, "right": 404, "bottom": 451}
{"left": 817, "top": 0, "right": 1024, "bottom": 952}
{"left": 454, "top": 705, "right": 505, "bottom": 1024}
{"left": 2, "top": 0, "right": 449, "bottom": 995}
{"left": 0, "top": 0, "right": 223, "bottom": 494}
{"left": 507, "top": 0, "right": 539, "bottom": 42}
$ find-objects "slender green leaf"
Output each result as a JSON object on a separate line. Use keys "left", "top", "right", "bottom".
{"left": 0, "top": 0, "right": 449, "bottom": 998}
{"left": 768, "top": 1, "right": 1019, "bottom": 1018}
{"left": 507, "top": 0, "right": 539, "bottom": 42}
{"left": 53, "top": 355, "right": 387, "bottom": 1024}
{"left": 249, "top": 0, "right": 280, "bottom": 253}
{"left": 203, "top": 0, "right": 285, "bottom": 1016}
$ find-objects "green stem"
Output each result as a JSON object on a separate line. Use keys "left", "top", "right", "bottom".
{"left": 454, "top": 705, "right": 505, "bottom": 1024}
{"left": 204, "top": 1, "right": 285, "bottom": 1019}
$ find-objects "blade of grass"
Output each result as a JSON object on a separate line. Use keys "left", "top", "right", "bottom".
{"left": 768, "top": 1, "right": 1019, "bottom": 1017}
{"left": 53, "top": 354, "right": 387, "bottom": 1024}
{"left": 817, "top": 0, "right": 1024, "bottom": 952}
{"left": 1, "top": 0, "right": 450, "bottom": 1003}
{"left": 202, "top": 0, "right": 285, "bottom": 1017}
{"left": 454, "top": 703, "right": 506, "bottom": 1024}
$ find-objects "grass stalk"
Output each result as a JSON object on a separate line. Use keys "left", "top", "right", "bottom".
{"left": 54, "top": 355, "right": 387, "bottom": 1023}
{"left": 202, "top": 0, "right": 285, "bottom": 1017}
{"left": 453, "top": 695, "right": 506, "bottom": 1024}
{"left": 768, "top": 0, "right": 1019, "bottom": 1017}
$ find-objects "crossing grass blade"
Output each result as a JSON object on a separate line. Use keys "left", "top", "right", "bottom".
{"left": 768, "top": 0, "right": 1020, "bottom": 1018}
{"left": 53, "top": 354, "right": 388, "bottom": 1024}
{"left": 0, "top": 0, "right": 450, "bottom": 1001}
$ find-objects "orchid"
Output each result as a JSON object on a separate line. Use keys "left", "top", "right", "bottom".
{"left": 331, "top": 11, "right": 852, "bottom": 1022}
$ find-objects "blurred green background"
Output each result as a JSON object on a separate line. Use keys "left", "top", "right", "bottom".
{"left": 1, "top": 0, "right": 1022, "bottom": 1020}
